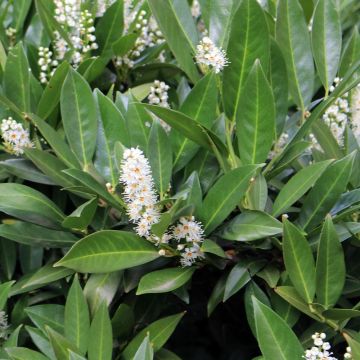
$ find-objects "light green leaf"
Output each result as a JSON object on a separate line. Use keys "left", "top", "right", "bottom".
{"left": 148, "top": 0, "right": 199, "bottom": 83}
{"left": 5, "top": 348, "right": 48, "bottom": 360}
{"left": 60, "top": 69, "right": 97, "bottom": 168}
{"left": 224, "top": 263, "right": 251, "bottom": 301}
{"left": 46, "top": 326, "right": 81, "bottom": 360}
{"left": 315, "top": 216, "right": 345, "bottom": 309}
{"left": 311, "top": 0, "right": 342, "bottom": 92}
{"left": 272, "top": 159, "right": 333, "bottom": 217}
{"left": 122, "top": 313, "right": 184, "bottom": 360}
{"left": 133, "top": 334, "right": 154, "bottom": 360}
{"left": 55, "top": 230, "right": 160, "bottom": 273}
{"left": 236, "top": 60, "right": 275, "bottom": 164}
{"left": 88, "top": 302, "right": 112, "bottom": 360}
{"left": 252, "top": 297, "right": 304, "bottom": 360}
{"left": 298, "top": 152, "right": 355, "bottom": 230}
{"left": 172, "top": 72, "right": 217, "bottom": 172}
{"left": 62, "top": 198, "right": 97, "bottom": 231}
{"left": 200, "top": 165, "right": 261, "bottom": 235}
{"left": 4, "top": 42, "right": 31, "bottom": 112}
{"left": 220, "top": 210, "right": 282, "bottom": 241}
{"left": 0, "top": 221, "right": 77, "bottom": 248}
{"left": 0, "top": 183, "right": 65, "bottom": 229}
{"left": 137, "top": 268, "right": 195, "bottom": 295}
{"left": 26, "top": 305, "right": 64, "bottom": 334}
{"left": 65, "top": 276, "right": 90, "bottom": 355}
{"left": 283, "top": 219, "right": 316, "bottom": 303}
{"left": 276, "top": 0, "right": 314, "bottom": 111}
{"left": 95, "top": 0, "right": 124, "bottom": 60}
{"left": 148, "top": 120, "right": 172, "bottom": 196}
{"left": 223, "top": 0, "right": 270, "bottom": 120}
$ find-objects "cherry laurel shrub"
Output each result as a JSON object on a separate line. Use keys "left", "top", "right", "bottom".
{"left": 0, "top": 0, "right": 359, "bottom": 359}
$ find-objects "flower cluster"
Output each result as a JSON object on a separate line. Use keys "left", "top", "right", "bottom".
{"left": 0, "top": 311, "right": 9, "bottom": 340}
{"left": 119, "top": 148, "right": 161, "bottom": 238}
{"left": 5, "top": 27, "right": 16, "bottom": 48}
{"left": 304, "top": 333, "right": 337, "bottom": 360}
{"left": 172, "top": 217, "right": 205, "bottom": 267}
{"left": 38, "top": 47, "right": 58, "bottom": 84}
{"left": 115, "top": 10, "right": 164, "bottom": 69}
{"left": 269, "top": 132, "right": 289, "bottom": 158}
{"left": 344, "top": 347, "right": 352, "bottom": 359}
{"left": 147, "top": 80, "right": 171, "bottom": 132}
{"left": 195, "top": 37, "right": 229, "bottom": 74}
{"left": 38, "top": 0, "right": 98, "bottom": 81}
{"left": 1, "top": 118, "right": 34, "bottom": 156}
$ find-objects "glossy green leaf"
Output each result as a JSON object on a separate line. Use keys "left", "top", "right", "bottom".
{"left": 0, "top": 221, "right": 77, "bottom": 248}
{"left": 148, "top": 120, "right": 172, "bottom": 196}
{"left": 200, "top": 165, "right": 261, "bottom": 234}
{"left": 200, "top": 239, "right": 226, "bottom": 258}
{"left": 0, "top": 238, "right": 16, "bottom": 280}
{"left": 283, "top": 219, "right": 316, "bottom": 303}
{"left": 298, "top": 152, "right": 355, "bottom": 230}
{"left": 62, "top": 198, "right": 97, "bottom": 230}
{"left": 270, "top": 40, "right": 288, "bottom": 137}
{"left": 10, "top": 264, "right": 74, "bottom": 296}
{"left": 26, "top": 304, "right": 64, "bottom": 334}
{"left": 252, "top": 297, "right": 304, "bottom": 359}
{"left": 0, "top": 159, "right": 54, "bottom": 185}
{"left": 274, "top": 286, "right": 321, "bottom": 321}
{"left": 37, "top": 61, "right": 70, "bottom": 119}
{"left": 0, "top": 281, "right": 14, "bottom": 310}
{"left": 55, "top": 230, "right": 159, "bottom": 273}
{"left": 112, "top": 33, "right": 138, "bottom": 57}
{"left": 65, "top": 276, "right": 90, "bottom": 355}
{"left": 25, "top": 326, "right": 55, "bottom": 360}
{"left": 63, "top": 168, "right": 123, "bottom": 210}
{"left": 236, "top": 60, "right": 275, "bottom": 164}
{"left": 5, "top": 348, "right": 48, "bottom": 360}
{"left": 339, "top": 27, "right": 360, "bottom": 77}
{"left": 141, "top": 104, "right": 227, "bottom": 157}
{"left": 223, "top": 263, "right": 251, "bottom": 301}
{"left": 133, "top": 334, "right": 154, "bottom": 360}
{"left": 209, "top": 0, "right": 238, "bottom": 49}
{"left": 122, "top": 313, "right": 184, "bottom": 360}
{"left": 0, "top": 183, "right": 65, "bottom": 229}
{"left": 311, "top": 0, "right": 342, "bottom": 92}
{"left": 60, "top": 69, "right": 97, "bottom": 168}
{"left": 315, "top": 216, "right": 345, "bottom": 309}
{"left": 88, "top": 302, "right": 113, "bottom": 360}
{"left": 4, "top": 42, "right": 31, "bottom": 112}
{"left": 276, "top": 0, "right": 314, "bottom": 111}
{"left": 137, "top": 268, "right": 195, "bottom": 295}
{"left": 148, "top": 0, "right": 199, "bottom": 83}
{"left": 272, "top": 160, "right": 333, "bottom": 217}
{"left": 246, "top": 174, "right": 268, "bottom": 211}
{"left": 94, "top": 90, "right": 129, "bottom": 185}
{"left": 95, "top": 0, "right": 124, "bottom": 60}
{"left": 172, "top": 72, "right": 217, "bottom": 172}
{"left": 46, "top": 326, "right": 81, "bottom": 360}
{"left": 29, "top": 113, "right": 80, "bottom": 169}
{"left": 84, "top": 272, "right": 122, "bottom": 315}
{"left": 223, "top": 0, "right": 270, "bottom": 120}
{"left": 220, "top": 210, "right": 282, "bottom": 241}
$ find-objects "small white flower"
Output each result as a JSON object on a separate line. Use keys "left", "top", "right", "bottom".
{"left": 195, "top": 37, "right": 229, "bottom": 74}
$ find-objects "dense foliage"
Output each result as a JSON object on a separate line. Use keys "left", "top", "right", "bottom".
{"left": 0, "top": 0, "right": 360, "bottom": 359}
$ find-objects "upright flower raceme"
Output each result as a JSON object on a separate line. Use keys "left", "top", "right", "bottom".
{"left": 1, "top": 118, "right": 33, "bottom": 155}
{"left": 350, "top": 84, "right": 360, "bottom": 141}
{"left": 119, "top": 148, "right": 161, "bottom": 238}
{"left": 195, "top": 37, "right": 229, "bottom": 74}
{"left": 0, "top": 311, "right": 9, "bottom": 340}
